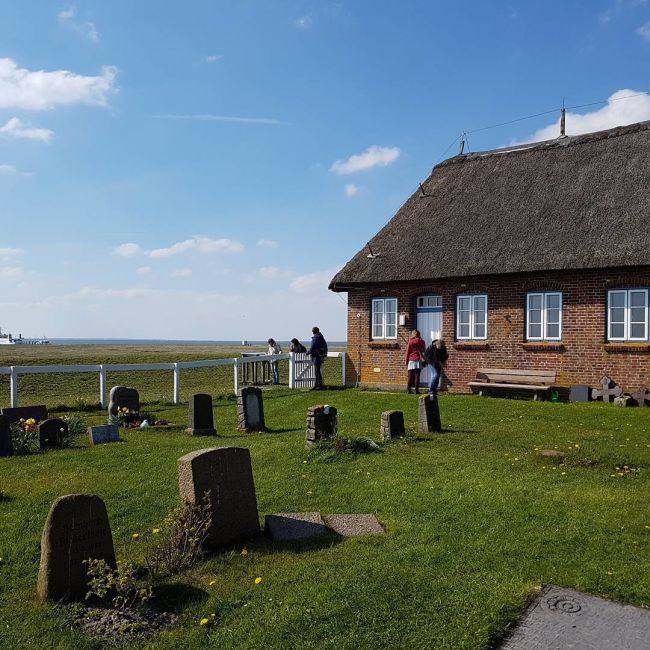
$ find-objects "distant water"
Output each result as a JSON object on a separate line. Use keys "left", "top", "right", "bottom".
{"left": 50, "top": 339, "right": 347, "bottom": 347}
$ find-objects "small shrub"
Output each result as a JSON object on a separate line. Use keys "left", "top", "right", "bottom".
{"left": 307, "top": 436, "right": 382, "bottom": 463}
{"left": 62, "top": 413, "right": 87, "bottom": 438}
{"left": 143, "top": 496, "right": 212, "bottom": 580}
{"left": 85, "top": 559, "right": 152, "bottom": 611}
{"left": 9, "top": 420, "right": 40, "bottom": 455}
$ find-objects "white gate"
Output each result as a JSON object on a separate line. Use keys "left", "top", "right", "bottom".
{"left": 416, "top": 295, "right": 442, "bottom": 387}
{"left": 292, "top": 353, "right": 316, "bottom": 388}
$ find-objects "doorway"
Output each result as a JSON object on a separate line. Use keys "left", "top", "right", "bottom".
{"left": 416, "top": 295, "right": 442, "bottom": 386}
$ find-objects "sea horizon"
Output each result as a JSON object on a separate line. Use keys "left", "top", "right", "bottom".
{"left": 47, "top": 338, "right": 348, "bottom": 347}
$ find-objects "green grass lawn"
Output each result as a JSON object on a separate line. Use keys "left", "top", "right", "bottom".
{"left": 1, "top": 385, "right": 649, "bottom": 649}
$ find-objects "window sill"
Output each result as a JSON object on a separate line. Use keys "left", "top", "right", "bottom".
{"left": 453, "top": 342, "right": 489, "bottom": 351}
{"left": 368, "top": 341, "right": 400, "bottom": 350}
{"left": 604, "top": 343, "right": 650, "bottom": 354}
{"left": 522, "top": 343, "right": 565, "bottom": 352}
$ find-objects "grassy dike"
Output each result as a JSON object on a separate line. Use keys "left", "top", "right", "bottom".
{"left": 0, "top": 348, "right": 649, "bottom": 648}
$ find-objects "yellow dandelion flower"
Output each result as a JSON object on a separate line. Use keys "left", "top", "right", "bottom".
{"left": 152, "top": 528, "right": 161, "bottom": 534}
{"left": 254, "top": 577, "right": 262, "bottom": 585}
{"left": 131, "top": 533, "right": 140, "bottom": 540}
{"left": 199, "top": 618, "right": 210, "bottom": 626}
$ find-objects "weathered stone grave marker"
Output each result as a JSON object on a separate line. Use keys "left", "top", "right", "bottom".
{"left": 188, "top": 394, "right": 216, "bottom": 436}
{"left": 0, "top": 414, "right": 13, "bottom": 457}
{"left": 108, "top": 386, "right": 140, "bottom": 418}
{"left": 569, "top": 385, "right": 591, "bottom": 403}
{"left": 88, "top": 424, "right": 120, "bottom": 445}
{"left": 39, "top": 418, "right": 68, "bottom": 449}
{"left": 265, "top": 512, "right": 328, "bottom": 542}
{"left": 0, "top": 404, "right": 48, "bottom": 424}
{"left": 380, "top": 410, "right": 405, "bottom": 441}
{"left": 305, "top": 405, "right": 337, "bottom": 447}
{"left": 418, "top": 394, "right": 442, "bottom": 433}
{"left": 591, "top": 376, "right": 623, "bottom": 403}
{"left": 237, "top": 387, "right": 267, "bottom": 432}
{"left": 322, "top": 514, "right": 385, "bottom": 537}
{"left": 37, "top": 494, "right": 116, "bottom": 602}
{"left": 177, "top": 447, "right": 260, "bottom": 548}
{"left": 631, "top": 387, "right": 650, "bottom": 407}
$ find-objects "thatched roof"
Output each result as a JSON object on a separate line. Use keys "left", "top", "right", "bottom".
{"left": 330, "top": 120, "right": 650, "bottom": 290}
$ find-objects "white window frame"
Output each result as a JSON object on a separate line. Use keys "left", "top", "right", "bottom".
{"left": 417, "top": 295, "right": 442, "bottom": 309}
{"left": 456, "top": 294, "right": 488, "bottom": 341}
{"left": 371, "top": 297, "right": 398, "bottom": 340}
{"left": 607, "top": 289, "right": 648, "bottom": 342}
{"left": 526, "top": 292, "right": 563, "bottom": 341}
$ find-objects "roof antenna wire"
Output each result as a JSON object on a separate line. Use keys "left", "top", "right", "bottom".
{"left": 459, "top": 132, "right": 466, "bottom": 154}
{"left": 560, "top": 97, "right": 567, "bottom": 138}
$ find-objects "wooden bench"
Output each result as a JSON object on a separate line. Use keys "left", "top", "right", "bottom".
{"left": 469, "top": 368, "right": 556, "bottom": 400}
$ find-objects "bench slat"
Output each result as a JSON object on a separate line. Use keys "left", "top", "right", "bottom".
{"left": 477, "top": 373, "right": 553, "bottom": 386}
{"left": 476, "top": 368, "right": 556, "bottom": 378}
{"left": 469, "top": 381, "right": 551, "bottom": 391}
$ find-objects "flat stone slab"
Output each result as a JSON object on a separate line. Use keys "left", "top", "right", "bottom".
{"left": 501, "top": 584, "right": 650, "bottom": 649}
{"left": 265, "top": 512, "right": 328, "bottom": 542}
{"left": 322, "top": 514, "right": 384, "bottom": 537}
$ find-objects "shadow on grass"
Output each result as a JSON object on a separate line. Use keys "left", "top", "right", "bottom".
{"left": 150, "top": 582, "right": 209, "bottom": 613}
{"left": 486, "top": 587, "right": 540, "bottom": 650}
{"left": 265, "top": 427, "right": 301, "bottom": 434}
{"left": 252, "top": 532, "right": 345, "bottom": 555}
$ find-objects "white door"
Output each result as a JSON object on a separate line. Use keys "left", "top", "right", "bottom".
{"left": 416, "top": 295, "right": 442, "bottom": 386}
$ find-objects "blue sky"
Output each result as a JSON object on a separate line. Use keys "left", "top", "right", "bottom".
{"left": 1, "top": 1, "right": 649, "bottom": 340}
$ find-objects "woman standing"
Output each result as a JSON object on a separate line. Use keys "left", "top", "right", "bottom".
{"left": 405, "top": 329, "right": 426, "bottom": 394}
{"left": 424, "top": 338, "right": 448, "bottom": 395}
{"left": 267, "top": 338, "right": 282, "bottom": 384}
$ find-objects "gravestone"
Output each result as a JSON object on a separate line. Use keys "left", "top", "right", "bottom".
{"left": 237, "top": 387, "right": 266, "bottom": 432}
{"left": 305, "top": 405, "right": 338, "bottom": 447}
{"left": 88, "top": 424, "right": 120, "bottom": 445}
{"left": 380, "top": 410, "right": 405, "bottom": 441}
{"left": 322, "top": 514, "right": 385, "bottom": 537}
{"left": 614, "top": 395, "right": 633, "bottom": 407}
{"left": 591, "top": 376, "right": 623, "bottom": 403}
{"left": 188, "top": 394, "right": 216, "bottom": 436}
{"left": 418, "top": 394, "right": 442, "bottom": 433}
{"left": 177, "top": 447, "right": 260, "bottom": 548}
{"left": 37, "top": 494, "right": 116, "bottom": 602}
{"left": 501, "top": 584, "right": 650, "bottom": 650}
{"left": 0, "top": 404, "right": 48, "bottom": 424}
{"left": 569, "top": 385, "right": 591, "bottom": 403}
{"left": 631, "top": 387, "right": 650, "bottom": 407}
{"left": 265, "top": 512, "right": 328, "bottom": 542}
{"left": 108, "top": 386, "right": 140, "bottom": 418}
{"left": 39, "top": 418, "right": 68, "bottom": 449}
{"left": 0, "top": 414, "right": 13, "bottom": 457}
{"left": 538, "top": 449, "right": 565, "bottom": 460}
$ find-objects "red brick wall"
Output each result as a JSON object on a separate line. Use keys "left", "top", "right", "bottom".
{"left": 343, "top": 267, "right": 650, "bottom": 392}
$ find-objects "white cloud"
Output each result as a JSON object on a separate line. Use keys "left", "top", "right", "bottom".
{"left": 344, "top": 183, "right": 359, "bottom": 197}
{"left": 330, "top": 145, "right": 401, "bottom": 175}
{"left": 258, "top": 266, "right": 291, "bottom": 280}
{"left": 637, "top": 21, "right": 650, "bottom": 40}
{"left": 0, "top": 117, "right": 53, "bottom": 142}
{"left": 290, "top": 267, "right": 340, "bottom": 293}
{"left": 0, "top": 266, "right": 23, "bottom": 278}
{"left": 136, "top": 266, "right": 151, "bottom": 276}
{"left": 0, "top": 247, "right": 23, "bottom": 261}
{"left": 206, "top": 54, "right": 223, "bottom": 63}
{"left": 149, "top": 237, "right": 244, "bottom": 258}
{"left": 172, "top": 268, "right": 193, "bottom": 278}
{"left": 517, "top": 89, "right": 650, "bottom": 144}
{"left": 0, "top": 58, "right": 117, "bottom": 110}
{"left": 294, "top": 15, "right": 313, "bottom": 29}
{"left": 113, "top": 243, "right": 142, "bottom": 257}
{"left": 256, "top": 239, "right": 279, "bottom": 248}
{"left": 154, "top": 114, "right": 280, "bottom": 125}
{"left": 58, "top": 5, "right": 100, "bottom": 43}
{"left": 0, "top": 164, "right": 17, "bottom": 175}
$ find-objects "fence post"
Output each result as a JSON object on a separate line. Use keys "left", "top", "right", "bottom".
{"left": 288, "top": 352, "right": 295, "bottom": 389}
{"left": 9, "top": 366, "right": 17, "bottom": 407}
{"left": 341, "top": 352, "right": 347, "bottom": 387}
{"left": 233, "top": 358, "right": 240, "bottom": 394}
{"left": 99, "top": 364, "right": 107, "bottom": 408}
{"left": 173, "top": 363, "right": 180, "bottom": 404}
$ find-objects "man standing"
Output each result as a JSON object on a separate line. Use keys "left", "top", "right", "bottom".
{"left": 307, "top": 326, "right": 328, "bottom": 390}
{"left": 267, "top": 338, "right": 282, "bottom": 384}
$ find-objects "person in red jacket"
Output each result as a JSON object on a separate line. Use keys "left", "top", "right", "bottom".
{"left": 405, "top": 329, "right": 426, "bottom": 394}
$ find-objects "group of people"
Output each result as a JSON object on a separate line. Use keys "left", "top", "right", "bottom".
{"left": 405, "top": 330, "right": 448, "bottom": 396}
{"left": 267, "top": 326, "right": 328, "bottom": 390}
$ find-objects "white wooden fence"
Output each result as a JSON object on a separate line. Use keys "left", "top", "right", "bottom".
{"left": 0, "top": 352, "right": 347, "bottom": 408}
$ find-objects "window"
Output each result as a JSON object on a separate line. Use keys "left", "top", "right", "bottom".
{"left": 456, "top": 294, "right": 487, "bottom": 340}
{"left": 417, "top": 295, "right": 442, "bottom": 308}
{"left": 526, "top": 292, "right": 563, "bottom": 341}
{"left": 371, "top": 298, "right": 398, "bottom": 339}
{"left": 607, "top": 289, "right": 648, "bottom": 341}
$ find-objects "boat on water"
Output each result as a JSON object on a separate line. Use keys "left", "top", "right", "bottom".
{"left": 0, "top": 327, "right": 50, "bottom": 345}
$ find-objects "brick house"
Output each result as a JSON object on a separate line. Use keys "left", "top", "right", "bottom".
{"left": 329, "top": 121, "right": 650, "bottom": 393}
